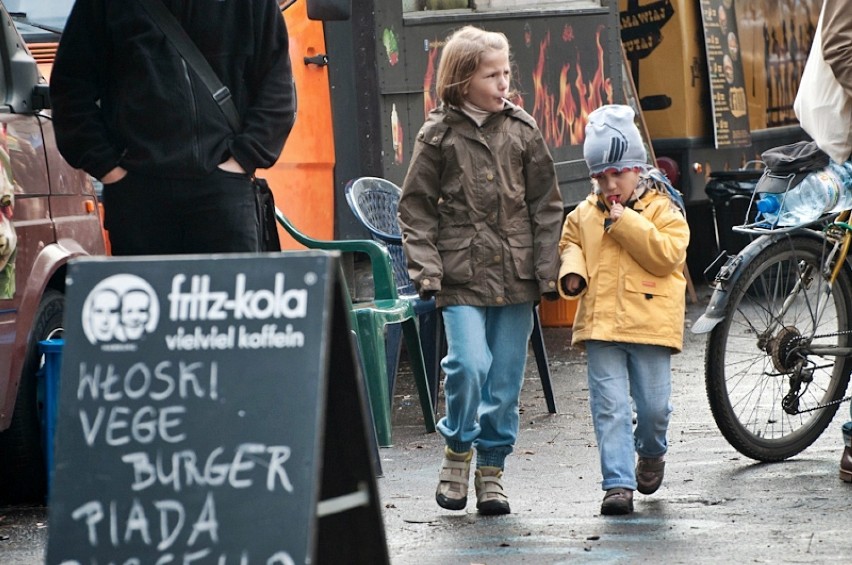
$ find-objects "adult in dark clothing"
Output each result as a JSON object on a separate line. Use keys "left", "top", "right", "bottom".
{"left": 50, "top": 0, "right": 295, "bottom": 255}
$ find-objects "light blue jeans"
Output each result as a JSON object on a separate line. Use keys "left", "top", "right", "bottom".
{"left": 585, "top": 340, "right": 673, "bottom": 491}
{"left": 438, "top": 302, "right": 534, "bottom": 469}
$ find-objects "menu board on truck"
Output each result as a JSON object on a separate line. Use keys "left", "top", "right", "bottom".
{"left": 700, "top": 0, "right": 752, "bottom": 148}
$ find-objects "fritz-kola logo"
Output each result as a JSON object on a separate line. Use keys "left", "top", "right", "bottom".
{"left": 81, "top": 274, "right": 160, "bottom": 346}
{"left": 167, "top": 273, "right": 308, "bottom": 321}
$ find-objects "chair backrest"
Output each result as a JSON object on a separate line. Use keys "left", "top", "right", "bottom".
{"left": 274, "top": 206, "right": 399, "bottom": 301}
{"left": 345, "top": 177, "right": 416, "bottom": 296}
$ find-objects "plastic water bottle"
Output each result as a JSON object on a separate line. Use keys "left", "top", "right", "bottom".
{"left": 756, "top": 161, "right": 852, "bottom": 227}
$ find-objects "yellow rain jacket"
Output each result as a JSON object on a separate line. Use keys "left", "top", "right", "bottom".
{"left": 558, "top": 187, "right": 690, "bottom": 351}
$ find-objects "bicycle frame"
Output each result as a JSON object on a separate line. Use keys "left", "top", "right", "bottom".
{"left": 693, "top": 209, "right": 852, "bottom": 336}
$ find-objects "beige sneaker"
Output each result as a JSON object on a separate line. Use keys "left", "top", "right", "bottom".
{"left": 474, "top": 466, "right": 511, "bottom": 515}
{"left": 435, "top": 447, "right": 473, "bottom": 510}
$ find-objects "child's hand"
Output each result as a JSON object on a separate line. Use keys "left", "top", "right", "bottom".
{"left": 560, "top": 273, "right": 585, "bottom": 296}
{"left": 606, "top": 194, "right": 624, "bottom": 222}
{"left": 609, "top": 201, "right": 624, "bottom": 222}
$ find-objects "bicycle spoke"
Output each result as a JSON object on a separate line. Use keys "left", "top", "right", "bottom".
{"left": 705, "top": 236, "right": 852, "bottom": 461}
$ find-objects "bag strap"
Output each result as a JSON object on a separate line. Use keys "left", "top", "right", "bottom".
{"left": 136, "top": 0, "right": 241, "bottom": 132}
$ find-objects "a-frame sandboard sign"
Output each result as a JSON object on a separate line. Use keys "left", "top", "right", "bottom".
{"left": 46, "top": 251, "right": 389, "bottom": 564}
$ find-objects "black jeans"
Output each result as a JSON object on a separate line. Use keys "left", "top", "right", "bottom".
{"left": 102, "top": 169, "right": 259, "bottom": 255}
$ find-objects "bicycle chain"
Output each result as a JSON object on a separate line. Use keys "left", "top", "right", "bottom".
{"left": 795, "top": 394, "right": 851, "bottom": 413}
{"left": 787, "top": 331, "right": 852, "bottom": 413}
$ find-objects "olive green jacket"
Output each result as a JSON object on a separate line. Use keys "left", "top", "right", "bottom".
{"left": 399, "top": 103, "right": 563, "bottom": 307}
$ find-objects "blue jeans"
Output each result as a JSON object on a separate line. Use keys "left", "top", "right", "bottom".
{"left": 438, "top": 302, "right": 534, "bottom": 469}
{"left": 586, "top": 340, "right": 673, "bottom": 491}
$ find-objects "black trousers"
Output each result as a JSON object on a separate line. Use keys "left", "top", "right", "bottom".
{"left": 102, "top": 169, "right": 259, "bottom": 255}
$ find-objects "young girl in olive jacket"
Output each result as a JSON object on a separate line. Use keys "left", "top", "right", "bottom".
{"left": 398, "top": 26, "right": 563, "bottom": 515}
{"left": 558, "top": 104, "right": 689, "bottom": 516}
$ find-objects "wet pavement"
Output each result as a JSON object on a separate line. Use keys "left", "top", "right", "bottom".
{"left": 0, "top": 506, "right": 47, "bottom": 564}
{"left": 378, "top": 286, "right": 852, "bottom": 564}
{"left": 1, "top": 285, "right": 851, "bottom": 563}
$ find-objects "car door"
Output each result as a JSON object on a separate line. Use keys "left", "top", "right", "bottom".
{"left": 0, "top": 112, "right": 54, "bottom": 426}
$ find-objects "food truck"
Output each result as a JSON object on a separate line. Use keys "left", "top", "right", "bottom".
{"left": 619, "top": 0, "right": 820, "bottom": 273}
{"left": 279, "top": 0, "right": 818, "bottom": 277}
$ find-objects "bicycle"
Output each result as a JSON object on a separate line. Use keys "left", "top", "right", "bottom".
{"left": 693, "top": 172, "right": 852, "bottom": 462}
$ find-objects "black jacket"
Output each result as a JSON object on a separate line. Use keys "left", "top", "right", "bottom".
{"left": 50, "top": 0, "right": 295, "bottom": 179}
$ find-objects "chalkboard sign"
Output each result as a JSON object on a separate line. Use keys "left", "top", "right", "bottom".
{"left": 46, "top": 252, "right": 388, "bottom": 564}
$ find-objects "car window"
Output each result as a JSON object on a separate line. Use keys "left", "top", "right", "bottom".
{"left": 5, "top": 0, "right": 74, "bottom": 31}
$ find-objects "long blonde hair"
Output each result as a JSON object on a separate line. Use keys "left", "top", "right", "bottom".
{"left": 436, "top": 26, "right": 512, "bottom": 107}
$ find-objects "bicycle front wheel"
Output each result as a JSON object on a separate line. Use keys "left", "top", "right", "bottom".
{"left": 706, "top": 236, "right": 852, "bottom": 461}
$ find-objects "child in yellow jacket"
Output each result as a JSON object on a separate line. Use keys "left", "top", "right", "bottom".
{"left": 558, "top": 104, "right": 690, "bottom": 515}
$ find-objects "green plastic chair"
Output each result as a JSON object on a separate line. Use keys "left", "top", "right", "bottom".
{"left": 275, "top": 208, "right": 436, "bottom": 447}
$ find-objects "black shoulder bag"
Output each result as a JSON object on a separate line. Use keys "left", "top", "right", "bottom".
{"left": 137, "top": 0, "right": 282, "bottom": 252}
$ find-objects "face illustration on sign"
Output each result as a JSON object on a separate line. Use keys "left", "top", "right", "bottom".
{"left": 82, "top": 274, "right": 159, "bottom": 345}
{"left": 727, "top": 31, "right": 739, "bottom": 61}
{"left": 89, "top": 288, "right": 121, "bottom": 342}
{"left": 120, "top": 288, "right": 152, "bottom": 340}
{"left": 718, "top": 7, "right": 728, "bottom": 35}
{"left": 724, "top": 54, "right": 735, "bottom": 84}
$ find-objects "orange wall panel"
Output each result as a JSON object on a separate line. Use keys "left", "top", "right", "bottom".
{"left": 275, "top": 2, "right": 336, "bottom": 246}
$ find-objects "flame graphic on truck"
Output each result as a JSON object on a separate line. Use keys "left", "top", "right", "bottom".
{"left": 419, "top": 22, "right": 612, "bottom": 150}
{"left": 532, "top": 25, "right": 612, "bottom": 148}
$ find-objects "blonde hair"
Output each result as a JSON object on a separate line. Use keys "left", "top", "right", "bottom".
{"left": 436, "top": 26, "right": 511, "bottom": 107}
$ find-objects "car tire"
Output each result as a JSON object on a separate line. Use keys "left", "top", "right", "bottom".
{"left": 0, "top": 289, "right": 64, "bottom": 505}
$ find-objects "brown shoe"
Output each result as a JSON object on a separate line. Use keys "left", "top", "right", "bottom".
{"left": 600, "top": 488, "right": 633, "bottom": 515}
{"left": 435, "top": 447, "right": 473, "bottom": 510}
{"left": 474, "top": 466, "right": 511, "bottom": 515}
{"left": 636, "top": 456, "right": 665, "bottom": 495}
{"left": 840, "top": 446, "right": 852, "bottom": 483}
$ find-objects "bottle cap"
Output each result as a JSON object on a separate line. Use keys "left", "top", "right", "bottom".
{"left": 756, "top": 194, "right": 779, "bottom": 214}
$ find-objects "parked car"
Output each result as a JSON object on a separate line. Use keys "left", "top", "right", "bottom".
{"left": 0, "top": 0, "right": 106, "bottom": 505}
